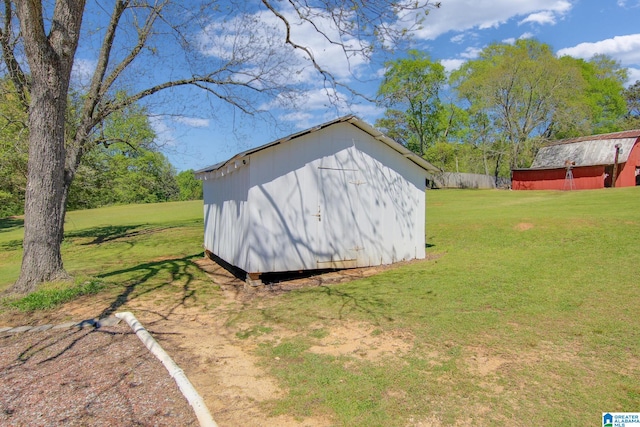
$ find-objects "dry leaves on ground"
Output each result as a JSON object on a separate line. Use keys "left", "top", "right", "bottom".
{"left": 0, "top": 323, "right": 197, "bottom": 427}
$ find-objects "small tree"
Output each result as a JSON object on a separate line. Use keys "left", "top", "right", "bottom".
{"left": 376, "top": 50, "right": 446, "bottom": 156}
{"left": 176, "top": 170, "right": 203, "bottom": 201}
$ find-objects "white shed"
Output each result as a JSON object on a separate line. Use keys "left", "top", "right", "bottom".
{"left": 195, "top": 115, "right": 439, "bottom": 280}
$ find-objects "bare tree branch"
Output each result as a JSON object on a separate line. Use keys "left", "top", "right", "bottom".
{"left": 0, "top": 0, "right": 29, "bottom": 108}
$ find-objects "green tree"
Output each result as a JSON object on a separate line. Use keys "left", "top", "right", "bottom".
{"left": 67, "top": 97, "right": 179, "bottom": 209}
{"left": 376, "top": 51, "right": 447, "bottom": 156}
{"left": 559, "top": 54, "right": 627, "bottom": 135}
{"left": 452, "top": 39, "right": 588, "bottom": 174}
{"left": 0, "top": 80, "right": 28, "bottom": 217}
{"left": 176, "top": 170, "right": 203, "bottom": 201}
{"left": 621, "top": 80, "right": 640, "bottom": 130}
{"left": 1, "top": 0, "right": 440, "bottom": 294}
{"left": 68, "top": 144, "right": 179, "bottom": 210}
{"left": 108, "top": 149, "right": 178, "bottom": 204}
{"left": 0, "top": 81, "right": 176, "bottom": 214}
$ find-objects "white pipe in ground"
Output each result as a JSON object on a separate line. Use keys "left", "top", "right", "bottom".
{"left": 115, "top": 312, "right": 217, "bottom": 427}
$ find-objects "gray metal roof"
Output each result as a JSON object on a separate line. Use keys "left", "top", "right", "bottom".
{"left": 521, "top": 129, "right": 640, "bottom": 170}
{"left": 545, "top": 129, "right": 640, "bottom": 145}
{"left": 195, "top": 115, "right": 441, "bottom": 176}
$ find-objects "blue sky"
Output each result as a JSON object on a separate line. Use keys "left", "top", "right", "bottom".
{"left": 74, "top": 1, "right": 640, "bottom": 172}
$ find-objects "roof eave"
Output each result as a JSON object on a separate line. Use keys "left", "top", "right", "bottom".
{"left": 196, "top": 115, "right": 441, "bottom": 176}
{"left": 544, "top": 130, "right": 640, "bottom": 147}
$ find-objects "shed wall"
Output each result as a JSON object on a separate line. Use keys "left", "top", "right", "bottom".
{"left": 202, "top": 163, "right": 251, "bottom": 268}
{"left": 203, "top": 122, "right": 427, "bottom": 274}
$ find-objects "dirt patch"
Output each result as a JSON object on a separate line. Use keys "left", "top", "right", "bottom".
{"left": 464, "top": 339, "right": 585, "bottom": 379}
{"left": 465, "top": 347, "right": 509, "bottom": 376}
{"left": 514, "top": 222, "right": 534, "bottom": 231}
{"left": 308, "top": 322, "right": 413, "bottom": 361}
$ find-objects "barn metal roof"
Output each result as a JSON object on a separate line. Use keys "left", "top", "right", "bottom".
{"left": 195, "top": 115, "right": 441, "bottom": 176}
{"left": 545, "top": 129, "right": 640, "bottom": 145}
{"left": 523, "top": 129, "right": 640, "bottom": 170}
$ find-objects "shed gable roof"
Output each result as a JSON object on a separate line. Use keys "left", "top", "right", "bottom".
{"left": 528, "top": 130, "right": 640, "bottom": 170}
{"left": 195, "top": 115, "right": 440, "bottom": 176}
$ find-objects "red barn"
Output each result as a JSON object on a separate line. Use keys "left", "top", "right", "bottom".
{"left": 512, "top": 129, "right": 640, "bottom": 190}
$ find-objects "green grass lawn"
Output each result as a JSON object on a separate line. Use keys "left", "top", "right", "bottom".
{"left": 230, "top": 188, "right": 640, "bottom": 425}
{"left": 1, "top": 189, "right": 639, "bottom": 425}
{"left": 0, "top": 200, "right": 212, "bottom": 310}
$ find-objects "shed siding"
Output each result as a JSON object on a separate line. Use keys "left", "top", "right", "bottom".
{"left": 202, "top": 122, "right": 426, "bottom": 274}
{"left": 244, "top": 127, "right": 324, "bottom": 272}
{"left": 202, "top": 163, "right": 251, "bottom": 268}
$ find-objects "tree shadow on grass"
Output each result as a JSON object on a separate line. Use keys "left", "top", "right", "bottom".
{"left": 0, "top": 218, "right": 24, "bottom": 250}
{"left": 96, "top": 253, "right": 204, "bottom": 319}
{"left": 317, "top": 285, "right": 395, "bottom": 325}
{"left": 64, "top": 224, "right": 168, "bottom": 245}
{"left": 0, "top": 239, "right": 22, "bottom": 251}
{"left": 0, "top": 217, "right": 23, "bottom": 233}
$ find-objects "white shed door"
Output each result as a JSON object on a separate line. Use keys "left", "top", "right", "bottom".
{"left": 316, "top": 153, "right": 364, "bottom": 268}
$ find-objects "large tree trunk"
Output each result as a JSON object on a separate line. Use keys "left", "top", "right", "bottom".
{"left": 9, "top": 0, "right": 86, "bottom": 294}
{"left": 11, "top": 79, "right": 70, "bottom": 294}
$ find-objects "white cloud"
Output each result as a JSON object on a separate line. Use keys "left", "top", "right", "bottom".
{"left": 617, "top": 0, "right": 640, "bottom": 7}
{"left": 503, "top": 32, "right": 536, "bottom": 46}
{"left": 349, "top": 103, "right": 385, "bottom": 122}
{"left": 71, "top": 58, "right": 96, "bottom": 88}
{"left": 400, "top": 0, "right": 572, "bottom": 40}
{"left": 292, "top": 88, "right": 348, "bottom": 111}
{"left": 174, "top": 117, "right": 210, "bottom": 128}
{"left": 439, "top": 46, "right": 484, "bottom": 74}
{"left": 261, "top": 86, "right": 383, "bottom": 128}
{"left": 149, "top": 116, "right": 177, "bottom": 146}
{"left": 197, "top": 4, "right": 370, "bottom": 87}
{"left": 460, "top": 46, "right": 483, "bottom": 59}
{"left": 625, "top": 67, "right": 640, "bottom": 85}
{"left": 519, "top": 11, "right": 557, "bottom": 25}
{"left": 450, "top": 32, "right": 479, "bottom": 45}
{"left": 279, "top": 111, "right": 315, "bottom": 127}
{"left": 375, "top": 66, "right": 389, "bottom": 79}
{"left": 557, "top": 34, "right": 640, "bottom": 65}
{"left": 450, "top": 34, "right": 466, "bottom": 44}
{"left": 441, "top": 58, "right": 465, "bottom": 72}
{"left": 260, "top": 87, "right": 344, "bottom": 114}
